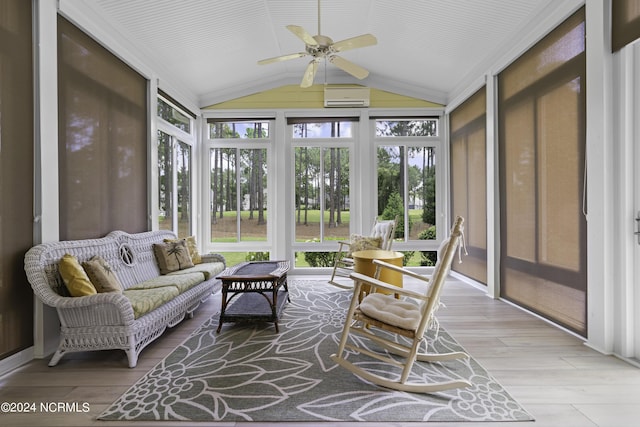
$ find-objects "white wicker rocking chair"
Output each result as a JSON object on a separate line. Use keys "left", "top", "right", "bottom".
{"left": 328, "top": 216, "right": 397, "bottom": 289}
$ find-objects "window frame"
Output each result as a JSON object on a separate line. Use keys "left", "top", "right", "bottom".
{"left": 204, "top": 119, "right": 275, "bottom": 255}
{"left": 289, "top": 119, "right": 356, "bottom": 258}
{"left": 372, "top": 117, "right": 446, "bottom": 252}
{"left": 156, "top": 95, "right": 196, "bottom": 237}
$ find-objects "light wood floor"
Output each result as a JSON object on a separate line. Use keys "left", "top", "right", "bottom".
{"left": 2, "top": 275, "right": 640, "bottom": 427}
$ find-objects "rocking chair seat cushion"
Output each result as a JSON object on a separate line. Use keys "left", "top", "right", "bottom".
{"left": 359, "top": 293, "right": 421, "bottom": 331}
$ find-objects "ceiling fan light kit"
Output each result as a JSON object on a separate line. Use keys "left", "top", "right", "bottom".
{"left": 258, "top": 0, "right": 377, "bottom": 89}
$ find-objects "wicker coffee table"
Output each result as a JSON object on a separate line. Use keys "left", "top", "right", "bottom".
{"left": 215, "top": 260, "right": 290, "bottom": 333}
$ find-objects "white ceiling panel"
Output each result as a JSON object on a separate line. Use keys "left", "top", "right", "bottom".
{"left": 83, "top": 0, "right": 560, "bottom": 106}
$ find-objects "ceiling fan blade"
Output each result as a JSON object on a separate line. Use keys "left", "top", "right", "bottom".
{"left": 328, "top": 55, "right": 369, "bottom": 79}
{"left": 331, "top": 34, "right": 377, "bottom": 53}
{"left": 301, "top": 59, "right": 320, "bottom": 88}
{"left": 258, "top": 52, "right": 307, "bottom": 65}
{"left": 287, "top": 25, "right": 318, "bottom": 46}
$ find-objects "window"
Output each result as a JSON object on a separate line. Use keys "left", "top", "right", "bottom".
{"left": 293, "top": 121, "right": 353, "bottom": 138}
{"left": 294, "top": 146, "right": 350, "bottom": 243}
{"left": 375, "top": 119, "right": 440, "bottom": 266}
{"left": 210, "top": 120, "right": 270, "bottom": 139}
{"left": 158, "top": 132, "right": 192, "bottom": 237}
{"left": 157, "top": 96, "right": 194, "bottom": 237}
{"left": 158, "top": 97, "right": 191, "bottom": 133}
{"left": 376, "top": 119, "right": 438, "bottom": 137}
{"left": 207, "top": 120, "right": 271, "bottom": 265}
{"left": 290, "top": 119, "right": 353, "bottom": 268}
{"left": 210, "top": 147, "right": 267, "bottom": 241}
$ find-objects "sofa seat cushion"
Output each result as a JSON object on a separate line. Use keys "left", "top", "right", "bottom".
{"left": 128, "top": 272, "right": 205, "bottom": 294}
{"left": 167, "top": 262, "right": 225, "bottom": 281}
{"left": 123, "top": 286, "right": 181, "bottom": 319}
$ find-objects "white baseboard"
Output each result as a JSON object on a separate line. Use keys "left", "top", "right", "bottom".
{"left": 0, "top": 347, "right": 34, "bottom": 378}
{"left": 450, "top": 270, "right": 488, "bottom": 291}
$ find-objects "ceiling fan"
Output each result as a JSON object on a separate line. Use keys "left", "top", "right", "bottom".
{"left": 257, "top": 0, "right": 377, "bottom": 88}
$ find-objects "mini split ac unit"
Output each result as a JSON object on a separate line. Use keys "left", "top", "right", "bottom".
{"left": 323, "top": 86, "right": 370, "bottom": 108}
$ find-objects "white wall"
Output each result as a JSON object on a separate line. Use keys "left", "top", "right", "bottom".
{"left": 610, "top": 40, "right": 640, "bottom": 362}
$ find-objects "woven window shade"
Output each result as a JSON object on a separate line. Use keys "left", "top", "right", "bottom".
{"left": 498, "top": 8, "right": 587, "bottom": 336}
{"left": 449, "top": 88, "right": 487, "bottom": 285}
{"left": 0, "top": 0, "right": 35, "bottom": 359}
{"left": 612, "top": 0, "right": 640, "bottom": 52}
{"left": 58, "top": 16, "right": 148, "bottom": 240}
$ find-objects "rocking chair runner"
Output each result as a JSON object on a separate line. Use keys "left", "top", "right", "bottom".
{"left": 328, "top": 216, "right": 397, "bottom": 289}
{"left": 330, "top": 216, "right": 472, "bottom": 393}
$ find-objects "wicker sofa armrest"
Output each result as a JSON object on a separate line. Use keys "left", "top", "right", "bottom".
{"left": 54, "top": 293, "right": 136, "bottom": 327}
{"left": 200, "top": 253, "right": 226, "bottom": 267}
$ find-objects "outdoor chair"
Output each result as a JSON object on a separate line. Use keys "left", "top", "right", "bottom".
{"left": 328, "top": 216, "right": 397, "bottom": 289}
{"left": 330, "top": 216, "right": 472, "bottom": 393}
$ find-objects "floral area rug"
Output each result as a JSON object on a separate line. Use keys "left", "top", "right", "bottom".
{"left": 99, "top": 279, "right": 533, "bottom": 422}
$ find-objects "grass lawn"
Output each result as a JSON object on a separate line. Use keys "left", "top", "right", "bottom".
{"left": 202, "top": 209, "right": 435, "bottom": 267}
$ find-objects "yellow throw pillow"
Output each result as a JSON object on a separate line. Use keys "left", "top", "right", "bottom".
{"left": 59, "top": 254, "right": 97, "bottom": 297}
{"left": 164, "top": 235, "right": 201, "bottom": 264}
{"left": 82, "top": 255, "right": 123, "bottom": 293}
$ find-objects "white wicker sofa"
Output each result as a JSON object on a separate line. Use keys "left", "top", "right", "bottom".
{"left": 24, "top": 230, "right": 226, "bottom": 368}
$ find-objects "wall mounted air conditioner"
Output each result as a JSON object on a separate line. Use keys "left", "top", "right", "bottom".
{"left": 324, "top": 86, "right": 370, "bottom": 108}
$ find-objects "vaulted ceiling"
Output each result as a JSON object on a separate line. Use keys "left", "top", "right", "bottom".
{"left": 78, "top": 0, "right": 561, "bottom": 107}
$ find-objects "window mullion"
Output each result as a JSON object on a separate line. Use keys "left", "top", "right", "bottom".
{"left": 403, "top": 145, "right": 410, "bottom": 242}
{"left": 236, "top": 147, "right": 242, "bottom": 243}
{"left": 319, "top": 148, "right": 326, "bottom": 242}
{"left": 171, "top": 137, "right": 179, "bottom": 234}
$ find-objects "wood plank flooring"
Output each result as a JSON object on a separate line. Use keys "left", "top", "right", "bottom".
{"left": 2, "top": 275, "right": 640, "bottom": 426}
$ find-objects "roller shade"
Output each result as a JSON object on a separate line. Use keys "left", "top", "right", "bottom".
{"left": 612, "top": 0, "right": 640, "bottom": 52}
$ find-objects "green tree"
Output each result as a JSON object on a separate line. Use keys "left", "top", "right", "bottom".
{"left": 382, "top": 191, "right": 411, "bottom": 238}
{"left": 421, "top": 147, "right": 436, "bottom": 225}
{"left": 158, "top": 131, "right": 172, "bottom": 224}
{"left": 296, "top": 147, "right": 320, "bottom": 224}
{"left": 177, "top": 141, "right": 190, "bottom": 222}
{"left": 419, "top": 225, "right": 437, "bottom": 266}
{"left": 377, "top": 147, "right": 401, "bottom": 214}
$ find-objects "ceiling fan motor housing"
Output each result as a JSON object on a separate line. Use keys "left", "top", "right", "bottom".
{"left": 307, "top": 35, "right": 333, "bottom": 57}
